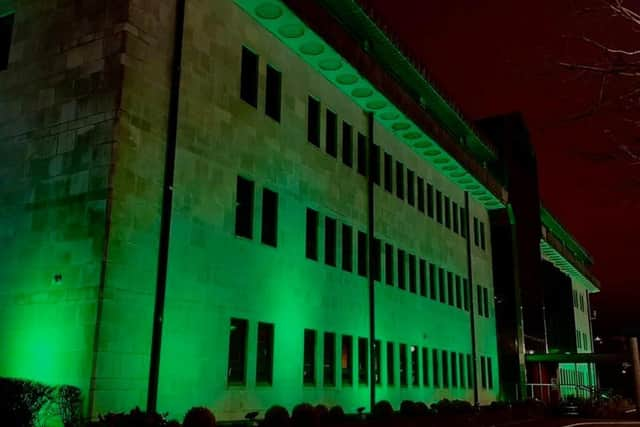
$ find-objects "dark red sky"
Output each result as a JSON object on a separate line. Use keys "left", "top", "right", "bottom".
{"left": 363, "top": 0, "right": 640, "bottom": 334}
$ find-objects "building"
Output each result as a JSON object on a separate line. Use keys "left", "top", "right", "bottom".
{"left": 0, "top": 0, "right": 597, "bottom": 421}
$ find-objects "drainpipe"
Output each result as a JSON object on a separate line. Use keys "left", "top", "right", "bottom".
{"left": 464, "top": 192, "right": 479, "bottom": 406}
{"left": 366, "top": 111, "right": 376, "bottom": 411}
{"left": 147, "top": 0, "right": 186, "bottom": 413}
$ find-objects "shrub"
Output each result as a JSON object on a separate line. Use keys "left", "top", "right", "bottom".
{"left": 399, "top": 400, "right": 416, "bottom": 417}
{"left": 0, "top": 377, "right": 55, "bottom": 427}
{"left": 183, "top": 407, "right": 216, "bottom": 427}
{"left": 92, "top": 407, "right": 170, "bottom": 427}
{"left": 327, "top": 406, "right": 344, "bottom": 424}
{"left": 371, "top": 400, "right": 393, "bottom": 421}
{"left": 291, "top": 403, "right": 316, "bottom": 427}
{"left": 431, "top": 399, "right": 474, "bottom": 415}
{"left": 262, "top": 405, "right": 289, "bottom": 427}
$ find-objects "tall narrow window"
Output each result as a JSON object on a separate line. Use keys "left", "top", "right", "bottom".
{"left": 417, "top": 177, "right": 425, "bottom": 212}
{"left": 342, "top": 224, "right": 353, "bottom": 272}
{"left": 419, "top": 259, "right": 427, "bottom": 297}
{"left": 342, "top": 122, "right": 353, "bottom": 167}
{"left": 387, "top": 342, "right": 395, "bottom": 386}
{"left": 407, "top": 169, "right": 415, "bottom": 206}
{"left": 228, "top": 318, "right": 248, "bottom": 385}
{"left": 460, "top": 208, "right": 467, "bottom": 238}
{"left": 432, "top": 348, "right": 440, "bottom": 388}
{"left": 397, "top": 249, "right": 406, "bottom": 290}
{"left": 372, "top": 238, "right": 381, "bottom": 282}
{"left": 451, "top": 352, "right": 458, "bottom": 387}
{"left": 426, "top": 183, "right": 434, "bottom": 218}
{"left": 256, "top": 322, "right": 274, "bottom": 384}
{"left": 235, "top": 176, "right": 254, "bottom": 239}
{"left": 483, "top": 287, "right": 490, "bottom": 317}
{"left": 374, "top": 340, "right": 381, "bottom": 385}
{"left": 463, "top": 278, "right": 470, "bottom": 311}
{"left": 467, "top": 354, "right": 474, "bottom": 389}
{"left": 305, "top": 209, "right": 318, "bottom": 260}
{"left": 395, "top": 161, "right": 404, "bottom": 200}
{"left": 358, "top": 337, "right": 368, "bottom": 384}
{"left": 326, "top": 109, "right": 337, "bottom": 157}
{"left": 422, "top": 348, "right": 429, "bottom": 386}
{"left": 480, "top": 356, "right": 487, "bottom": 389}
{"left": 261, "top": 188, "right": 278, "bottom": 247}
{"left": 0, "top": 13, "right": 13, "bottom": 71}
{"left": 307, "top": 97, "right": 320, "bottom": 147}
{"left": 240, "top": 47, "right": 258, "bottom": 107}
{"left": 447, "top": 272, "right": 454, "bottom": 307}
{"left": 487, "top": 357, "right": 494, "bottom": 389}
{"left": 459, "top": 353, "right": 466, "bottom": 389}
{"left": 357, "top": 231, "right": 368, "bottom": 277}
{"left": 357, "top": 133, "right": 367, "bottom": 176}
{"left": 438, "top": 267, "right": 446, "bottom": 303}
{"left": 452, "top": 202, "right": 459, "bottom": 233}
{"left": 408, "top": 254, "right": 417, "bottom": 293}
{"left": 435, "top": 190, "right": 443, "bottom": 224}
{"left": 372, "top": 145, "right": 381, "bottom": 185}
{"left": 477, "top": 285, "right": 484, "bottom": 316}
{"left": 265, "top": 65, "right": 281, "bottom": 121}
{"left": 385, "top": 243, "right": 394, "bottom": 286}
{"left": 411, "top": 345, "right": 419, "bottom": 386}
{"left": 442, "top": 350, "right": 449, "bottom": 388}
{"left": 455, "top": 275, "right": 462, "bottom": 309}
{"left": 399, "top": 343, "right": 408, "bottom": 387}
{"left": 324, "top": 217, "right": 336, "bottom": 266}
{"left": 480, "top": 222, "right": 486, "bottom": 250}
{"left": 342, "top": 335, "right": 353, "bottom": 385}
{"left": 429, "top": 263, "right": 437, "bottom": 300}
{"left": 384, "top": 152, "right": 393, "bottom": 193}
{"left": 473, "top": 217, "right": 480, "bottom": 246}
{"left": 303, "top": 329, "right": 316, "bottom": 385}
{"left": 323, "top": 332, "right": 336, "bottom": 386}
{"left": 444, "top": 196, "right": 451, "bottom": 228}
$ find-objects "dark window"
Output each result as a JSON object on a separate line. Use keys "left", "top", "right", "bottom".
{"left": 342, "top": 224, "right": 353, "bottom": 272}
{"left": 452, "top": 202, "right": 459, "bottom": 233}
{"left": 422, "top": 348, "right": 429, "bottom": 386}
{"left": 419, "top": 259, "right": 427, "bottom": 297}
{"left": 432, "top": 348, "right": 440, "bottom": 388}
{"left": 451, "top": 352, "right": 458, "bottom": 387}
{"left": 0, "top": 13, "right": 13, "bottom": 71}
{"left": 324, "top": 217, "right": 336, "bottom": 266}
{"left": 426, "top": 183, "right": 434, "bottom": 218}
{"left": 417, "top": 177, "right": 425, "bottom": 212}
{"left": 397, "top": 249, "right": 406, "bottom": 290}
{"left": 447, "top": 272, "right": 454, "bottom": 306}
{"left": 372, "top": 238, "right": 381, "bottom": 282}
{"left": 342, "top": 122, "right": 353, "bottom": 167}
{"left": 303, "top": 329, "right": 316, "bottom": 385}
{"left": 384, "top": 152, "right": 393, "bottom": 193}
{"left": 326, "top": 109, "right": 337, "bottom": 157}
{"left": 374, "top": 340, "right": 381, "bottom": 385}
{"left": 407, "top": 169, "right": 415, "bottom": 206}
{"left": 459, "top": 353, "right": 466, "bottom": 388}
{"left": 429, "top": 263, "right": 437, "bottom": 300}
{"left": 473, "top": 217, "right": 480, "bottom": 246}
{"left": 323, "top": 332, "right": 336, "bottom": 386}
{"left": 483, "top": 287, "right": 490, "bottom": 317}
{"left": 265, "top": 65, "right": 281, "bottom": 121}
{"left": 480, "top": 222, "right": 486, "bottom": 250}
{"left": 438, "top": 268, "right": 446, "bottom": 303}
{"left": 460, "top": 208, "right": 467, "bottom": 237}
{"left": 385, "top": 243, "right": 394, "bottom": 286}
{"left": 261, "top": 188, "right": 278, "bottom": 247}
{"left": 228, "top": 318, "right": 248, "bottom": 385}
{"left": 467, "top": 354, "right": 474, "bottom": 389}
{"left": 235, "top": 176, "right": 254, "bottom": 239}
{"left": 399, "top": 343, "right": 408, "bottom": 387}
{"left": 463, "top": 278, "right": 470, "bottom": 311}
{"left": 342, "top": 335, "right": 353, "bottom": 385}
{"left": 395, "top": 161, "right": 404, "bottom": 200}
{"left": 408, "top": 254, "right": 417, "bottom": 293}
{"left": 487, "top": 357, "right": 493, "bottom": 389}
{"left": 477, "top": 285, "right": 484, "bottom": 316}
{"left": 256, "top": 322, "right": 274, "bottom": 384}
{"left": 387, "top": 342, "right": 395, "bottom": 385}
{"left": 455, "top": 275, "right": 462, "bottom": 309}
{"left": 305, "top": 209, "right": 318, "bottom": 260}
{"left": 240, "top": 47, "right": 258, "bottom": 107}
{"left": 480, "top": 356, "right": 487, "bottom": 389}
{"left": 357, "top": 133, "right": 367, "bottom": 176}
{"left": 358, "top": 337, "right": 368, "bottom": 384}
{"left": 411, "top": 345, "right": 419, "bottom": 386}
{"left": 435, "top": 190, "right": 443, "bottom": 223}
{"left": 371, "top": 144, "right": 381, "bottom": 185}
{"left": 442, "top": 350, "right": 449, "bottom": 388}
{"left": 307, "top": 97, "right": 320, "bottom": 146}
{"left": 357, "top": 231, "right": 368, "bottom": 277}
{"left": 444, "top": 196, "right": 451, "bottom": 228}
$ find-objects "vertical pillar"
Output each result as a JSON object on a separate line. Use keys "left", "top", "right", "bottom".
{"left": 464, "top": 192, "right": 479, "bottom": 406}
{"left": 366, "top": 111, "right": 376, "bottom": 411}
{"left": 630, "top": 337, "right": 640, "bottom": 411}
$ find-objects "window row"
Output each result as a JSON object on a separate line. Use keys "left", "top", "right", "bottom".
{"left": 576, "top": 330, "right": 590, "bottom": 352}
{"left": 240, "top": 46, "right": 282, "bottom": 122}
{"left": 476, "top": 284, "right": 492, "bottom": 318}
{"left": 573, "top": 289, "right": 587, "bottom": 313}
{"left": 228, "top": 318, "right": 274, "bottom": 385}
{"left": 0, "top": 13, "right": 14, "bottom": 71}
{"left": 472, "top": 216, "right": 487, "bottom": 251}
{"left": 234, "top": 176, "right": 279, "bottom": 247}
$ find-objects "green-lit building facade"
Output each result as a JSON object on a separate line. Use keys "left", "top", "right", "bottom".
{"left": 0, "top": 0, "right": 598, "bottom": 421}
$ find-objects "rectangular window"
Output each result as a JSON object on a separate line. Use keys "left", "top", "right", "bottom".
{"left": 433, "top": 348, "right": 440, "bottom": 388}
{"left": 307, "top": 97, "right": 320, "bottom": 147}
{"left": 372, "top": 238, "right": 381, "bottom": 282}
{"left": 426, "top": 183, "right": 434, "bottom": 218}
{"left": 325, "top": 109, "right": 337, "bottom": 157}
{"left": 305, "top": 209, "right": 318, "bottom": 260}
{"left": 397, "top": 249, "right": 406, "bottom": 290}
{"left": 480, "top": 222, "right": 486, "bottom": 250}
{"left": 451, "top": 352, "right": 458, "bottom": 387}
{"left": 477, "top": 285, "right": 484, "bottom": 316}
{"left": 256, "top": 322, "right": 274, "bottom": 384}
{"left": 474, "top": 217, "right": 480, "bottom": 246}
{"left": 228, "top": 318, "right": 248, "bottom": 385}
{"left": 358, "top": 337, "right": 368, "bottom": 384}
{"left": 444, "top": 196, "right": 451, "bottom": 228}
{"left": 240, "top": 47, "right": 258, "bottom": 107}
{"left": 235, "top": 176, "right": 254, "bottom": 239}
{"left": 372, "top": 145, "right": 381, "bottom": 185}
{"left": 341, "top": 335, "right": 353, "bottom": 385}
{"left": 407, "top": 169, "right": 415, "bottom": 206}
{"left": 487, "top": 357, "right": 493, "bottom": 389}
{"left": 265, "top": 65, "right": 281, "bottom": 121}
{"left": 342, "top": 122, "right": 353, "bottom": 167}
{"left": 463, "top": 278, "right": 470, "bottom": 311}
{"left": 438, "top": 267, "right": 446, "bottom": 303}
{"left": 303, "top": 329, "right": 316, "bottom": 385}
{"left": 0, "top": 14, "right": 13, "bottom": 71}
{"left": 357, "top": 231, "right": 368, "bottom": 277}
{"left": 419, "top": 259, "right": 427, "bottom": 297}
{"left": 452, "top": 202, "right": 459, "bottom": 233}
{"left": 483, "top": 287, "right": 490, "bottom": 317}
{"left": 395, "top": 161, "right": 404, "bottom": 200}
{"left": 480, "top": 356, "right": 487, "bottom": 389}
{"left": 261, "top": 188, "right": 278, "bottom": 247}
{"left": 580, "top": 294, "right": 585, "bottom": 312}
{"left": 408, "top": 254, "right": 417, "bottom": 293}
{"left": 411, "top": 345, "right": 419, "bottom": 386}
{"left": 447, "top": 271, "right": 454, "bottom": 307}
{"left": 387, "top": 342, "right": 395, "bottom": 386}
{"left": 384, "top": 152, "right": 393, "bottom": 193}
{"left": 429, "top": 263, "right": 437, "bottom": 300}
{"left": 385, "top": 243, "right": 394, "bottom": 286}
{"left": 342, "top": 224, "right": 353, "bottom": 272}
{"left": 324, "top": 217, "right": 336, "bottom": 267}
{"left": 460, "top": 208, "right": 467, "bottom": 238}
{"left": 417, "top": 177, "right": 425, "bottom": 212}
{"left": 455, "top": 275, "right": 462, "bottom": 309}
{"left": 324, "top": 332, "right": 336, "bottom": 386}
{"left": 422, "top": 348, "right": 429, "bottom": 386}
{"left": 357, "top": 133, "right": 367, "bottom": 176}
{"left": 436, "top": 190, "right": 443, "bottom": 224}
{"left": 399, "top": 343, "right": 408, "bottom": 387}
{"left": 459, "top": 353, "right": 466, "bottom": 389}
{"left": 467, "top": 354, "right": 474, "bottom": 389}
{"left": 374, "top": 340, "right": 381, "bottom": 385}
{"left": 442, "top": 350, "right": 449, "bottom": 388}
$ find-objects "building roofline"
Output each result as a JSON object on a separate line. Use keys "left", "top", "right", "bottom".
{"left": 540, "top": 205, "right": 593, "bottom": 265}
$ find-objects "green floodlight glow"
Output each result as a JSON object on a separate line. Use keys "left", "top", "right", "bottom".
{"left": 234, "top": 0, "right": 505, "bottom": 210}
{"left": 540, "top": 239, "right": 598, "bottom": 293}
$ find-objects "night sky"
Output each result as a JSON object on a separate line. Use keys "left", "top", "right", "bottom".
{"left": 362, "top": 0, "right": 640, "bottom": 335}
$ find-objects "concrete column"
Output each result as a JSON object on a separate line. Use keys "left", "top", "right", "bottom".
{"left": 630, "top": 337, "right": 640, "bottom": 410}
